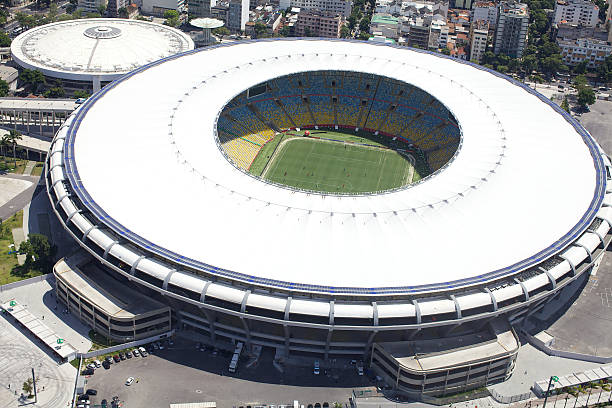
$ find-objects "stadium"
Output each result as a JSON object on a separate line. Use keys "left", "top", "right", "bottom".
{"left": 10, "top": 18, "right": 194, "bottom": 92}
{"left": 46, "top": 39, "right": 612, "bottom": 398}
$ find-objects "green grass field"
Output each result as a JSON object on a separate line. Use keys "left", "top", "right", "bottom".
{"left": 262, "top": 134, "right": 419, "bottom": 193}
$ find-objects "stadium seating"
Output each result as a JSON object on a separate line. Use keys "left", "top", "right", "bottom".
{"left": 218, "top": 70, "right": 461, "bottom": 173}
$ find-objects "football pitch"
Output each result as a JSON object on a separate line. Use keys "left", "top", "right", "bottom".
{"left": 262, "top": 135, "right": 419, "bottom": 193}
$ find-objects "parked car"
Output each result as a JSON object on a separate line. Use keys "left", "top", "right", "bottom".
{"left": 357, "top": 365, "right": 364, "bottom": 376}
{"left": 102, "top": 361, "right": 110, "bottom": 369}
{"left": 78, "top": 394, "right": 89, "bottom": 401}
{"left": 152, "top": 342, "right": 159, "bottom": 350}
{"left": 195, "top": 342, "right": 201, "bottom": 350}
{"left": 168, "top": 339, "right": 174, "bottom": 346}
{"left": 125, "top": 376, "right": 134, "bottom": 386}
{"left": 126, "top": 351, "right": 132, "bottom": 359}
{"left": 132, "top": 349, "right": 139, "bottom": 357}
{"left": 157, "top": 341, "right": 164, "bottom": 350}
{"left": 139, "top": 346, "right": 148, "bottom": 357}
{"left": 119, "top": 353, "right": 126, "bottom": 360}
{"left": 314, "top": 360, "right": 320, "bottom": 375}
{"left": 93, "top": 360, "right": 101, "bottom": 368}
{"left": 101, "top": 399, "right": 108, "bottom": 408}
{"left": 86, "top": 363, "right": 95, "bottom": 370}
{"left": 75, "top": 98, "right": 87, "bottom": 104}
{"left": 113, "top": 355, "right": 120, "bottom": 363}
{"left": 81, "top": 368, "right": 94, "bottom": 376}
{"left": 86, "top": 389, "right": 97, "bottom": 395}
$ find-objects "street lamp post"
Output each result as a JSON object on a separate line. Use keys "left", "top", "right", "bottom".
{"left": 543, "top": 376, "right": 559, "bottom": 408}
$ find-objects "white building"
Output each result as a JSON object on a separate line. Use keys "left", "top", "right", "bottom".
{"left": 473, "top": 1, "right": 498, "bottom": 27}
{"left": 470, "top": 19, "right": 489, "bottom": 62}
{"left": 141, "top": 0, "right": 186, "bottom": 15}
{"left": 10, "top": 19, "right": 194, "bottom": 92}
{"left": 553, "top": 0, "right": 599, "bottom": 27}
{"left": 290, "top": 0, "right": 351, "bottom": 17}
{"left": 558, "top": 37, "right": 612, "bottom": 68}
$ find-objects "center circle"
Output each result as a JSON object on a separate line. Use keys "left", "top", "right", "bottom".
{"left": 216, "top": 70, "right": 461, "bottom": 195}
{"left": 83, "top": 25, "right": 122, "bottom": 39}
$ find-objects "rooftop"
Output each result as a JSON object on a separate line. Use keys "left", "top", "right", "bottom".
{"left": 11, "top": 19, "right": 194, "bottom": 81}
{"left": 54, "top": 253, "right": 168, "bottom": 319}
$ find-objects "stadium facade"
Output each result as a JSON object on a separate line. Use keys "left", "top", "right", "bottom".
{"left": 46, "top": 39, "right": 612, "bottom": 398}
{"left": 11, "top": 19, "right": 194, "bottom": 92}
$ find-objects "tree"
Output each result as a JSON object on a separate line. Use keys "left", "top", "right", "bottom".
{"left": 278, "top": 25, "right": 291, "bottom": 37}
{"left": 573, "top": 60, "right": 588, "bottom": 75}
{"left": 73, "top": 89, "right": 90, "bottom": 99}
{"left": 577, "top": 85, "right": 596, "bottom": 108}
{"left": 19, "top": 233, "right": 56, "bottom": 272}
{"left": 97, "top": 4, "right": 106, "bottom": 15}
{"left": 340, "top": 25, "right": 351, "bottom": 38}
{"left": 118, "top": 7, "right": 128, "bottom": 17}
{"left": 357, "top": 31, "right": 370, "bottom": 40}
{"left": 0, "top": 134, "right": 9, "bottom": 167}
{"left": 358, "top": 15, "right": 370, "bottom": 33}
{"left": 4, "top": 130, "right": 21, "bottom": 168}
{"left": 22, "top": 378, "right": 33, "bottom": 398}
{"left": 212, "top": 26, "right": 229, "bottom": 40}
{"left": 522, "top": 54, "right": 538, "bottom": 74}
{"left": 163, "top": 9, "right": 180, "bottom": 27}
{"left": 0, "top": 79, "right": 8, "bottom": 97}
{"left": 561, "top": 96, "right": 570, "bottom": 113}
{"left": 0, "top": 31, "right": 11, "bottom": 47}
{"left": 44, "top": 86, "right": 65, "bottom": 98}
{"left": 253, "top": 22, "right": 267, "bottom": 38}
{"left": 441, "top": 47, "right": 451, "bottom": 55}
{"left": 19, "top": 69, "right": 46, "bottom": 93}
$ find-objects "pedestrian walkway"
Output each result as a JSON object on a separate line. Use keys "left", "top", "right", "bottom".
{"left": 11, "top": 227, "right": 26, "bottom": 265}
{"left": 510, "top": 389, "right": 612, "bottom": 408}
{"left": 23, "top": 160, "right": 36, "bottom": 176}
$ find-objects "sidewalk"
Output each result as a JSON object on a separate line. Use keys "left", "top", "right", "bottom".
{"left": 509, "top": 389, "right": 612, "bottom": 408}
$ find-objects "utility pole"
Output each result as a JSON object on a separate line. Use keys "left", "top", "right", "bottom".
{"left": 31, "top": 368, "right": 37, "bottom": 404}
{"left": 543, "top": 376, "right": 559, "bottom": 408}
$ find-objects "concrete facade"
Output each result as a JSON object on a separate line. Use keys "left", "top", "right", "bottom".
{"left": 54, "top": 254, "right": 172, "bottom": 342}
{"left": 470, "top": 20, "right": 489, "bottom": 62}
{"left": 290, "top": 0, "right": 351, "bottom": 17}
{"left": 553, "top": 0, "right": 599, "bottom": 28}
{"left": 295, "top": 10, "right": 344, "bottom": 37}
{"left": 494, "top": 1, "right": 529, "bottom": 58}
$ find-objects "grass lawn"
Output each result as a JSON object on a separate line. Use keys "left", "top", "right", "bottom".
{"left": 249, "top": 133, "right": 287, "bottom": 176}
{"left": 264, "top": 136, "right": 418, "bottom": 194}
{"left": 31, "top": 162, "right": 44, "bottom": 177}
{"left": 0, "top": 211, "right": 44, "bottom": 285}
{"left": 0, "top": 158, "right": 29, "bottom": 174}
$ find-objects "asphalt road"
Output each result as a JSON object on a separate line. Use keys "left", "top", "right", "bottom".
{"left": 0, "top": 172, "right": 42, "bottom": 221}
{"left": 84, "top": 338, "right": 366, "bottom": 408}
{"left": 580, "top": 99, "right": 612, "bottom": 155}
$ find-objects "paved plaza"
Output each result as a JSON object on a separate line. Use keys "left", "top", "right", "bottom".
{"left": 0, "top": 310, "right": 76, "bottom": 408}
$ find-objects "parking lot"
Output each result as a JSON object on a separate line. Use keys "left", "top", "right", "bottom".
{"left": 82, "top": 336, "right": 369, "bottom": 408}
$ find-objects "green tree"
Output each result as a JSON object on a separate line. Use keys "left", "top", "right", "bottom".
{"left": 573, "top": 60, "right": 588, "bottom": 75}
{"left": 22, "top": 378, "right": 33, "bottom": 398}
{"left": 44, "top": 86, "right": 65, "bottom": 98}
{"left": 561, "top": 96, "right": 570, "bottom": 113}
{"left": 0, "top": 31, "right": 11, "bottom": 47}
{"left": 0, "top": 134, "right": 9, "bottom": 167}
{"left": 358, "top": 16, "right": 370, "bottom": 33}
{"left": 4, "top": 130, "right": 21, "bottom": 168}
{"left": 19, "top": 69, "right": 46, "bottom": 93}
{"left": 347, "top": 14, "right": 357, "bottom": 30}
{"left": 577, "top": 85, "right": 596, "bottom": 108}
{"left": 97, "top": 4, "right": 106, "bottom": 15}
{"left": 357, "top": 31, "right": 370, "bottom": 40}
{"left": 441, "top": 47, "right": 451, "bottom": 55}
{"left": 73, "top": 89, "right": 90, "bottom": 99}
{"left": 212, "top": 26, "right": 230, "bottom": 40}
{"left": 164, "top": 9, "right": 180, "bottom": 27}
{"left": 278, "top": 25, "right": 291, "bottom": 37}
{"left": 0, "top": 79, "right": 8, "bottom": 97}
{"left": 340, "top": 25, "right": 351, "bottom": 38}
{"left": 19, "top": 233, "right": 56, "bottom": 272}
{"left": 118, "top": 7, "right": 128, "bottom": 17}
{"left": 253, "top": 21, "right": 267, "bottom": 38}
{"left": 522, "top": 54, "right": 538, "bottom": 74}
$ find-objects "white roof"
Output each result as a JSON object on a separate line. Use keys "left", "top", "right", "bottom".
{"left": 11, "top": 19, "right": 194, "bottom": 82}
{"left": 63, "top": 39, "right": 605, "bottom": 293}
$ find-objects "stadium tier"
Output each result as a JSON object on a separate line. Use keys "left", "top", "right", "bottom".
{"left": 217, "top": 70, "right": 462, "bottom": 173}
{"left": 47, "top": 39, "right": 612, "bottom": 399}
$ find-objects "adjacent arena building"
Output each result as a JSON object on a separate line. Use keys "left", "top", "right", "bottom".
{"left": 46, "top": 39, "right": 612, "bottom": 398}
{"left": 11, "top": 18, "right": 194, "bottom": 92}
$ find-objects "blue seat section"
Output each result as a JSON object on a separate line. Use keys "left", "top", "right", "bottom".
{"left": 364, "top": 99, "right": 391, "bottom": 131}
{"left": 252, "top": 98, "right": 294, "bottom": 129}
{"left": 308, "top": 94, "right": 334, "bottom": 126}
{"left": 280, "top": 96, "right": 311, "bottom": 128}
{"left": 336, "top": 95, "right": 361, "bottom": 127}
